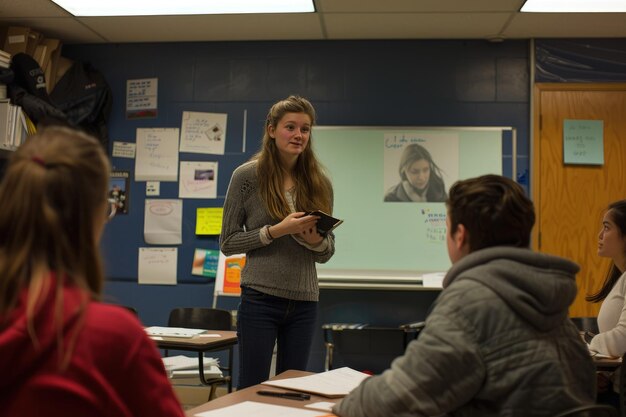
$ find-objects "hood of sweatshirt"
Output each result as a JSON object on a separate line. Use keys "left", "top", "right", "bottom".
{"left": 442, "top": 246, "right": 580, "bottom": 332}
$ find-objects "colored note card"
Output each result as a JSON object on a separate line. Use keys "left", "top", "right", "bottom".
{"left": 563, "top": 119, "right": 604, "bottom": 165}
{"left": 192, "top": 248, "right": 219, "bottom": 278}
{"left": 196, "top": 207, "right": 223, "bottom": 235}
{"left": 215, "top": 252, "right": 245, "bottom": 295}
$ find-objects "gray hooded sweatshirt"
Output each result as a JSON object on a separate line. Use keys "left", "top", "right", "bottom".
{"left": 333, "top": 246, "right": 596, "bottom": 417}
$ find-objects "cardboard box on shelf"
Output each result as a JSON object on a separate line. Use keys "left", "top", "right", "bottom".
{"left": 43, "top": 39, "right": 63, "bottom": 92}
{"left": 2, "top": 26, "right": 42, "bottom": 57}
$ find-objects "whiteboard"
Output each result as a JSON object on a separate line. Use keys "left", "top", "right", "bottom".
{"left": 312, "top": 126, "right": 513, "bottom": 286}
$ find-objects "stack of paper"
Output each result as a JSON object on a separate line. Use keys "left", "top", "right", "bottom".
{"left": 145, "top": 326, "right": 206, "bottom": 338}
{"left": 163, "top": 355, "right": 223, "bottom": 385}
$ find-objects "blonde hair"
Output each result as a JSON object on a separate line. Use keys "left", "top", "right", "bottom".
{"left": 0, "top": 126, "right": 110, "bottom": 366}
{"left": 254, "top": 95, "right": 332, "bottom": 219}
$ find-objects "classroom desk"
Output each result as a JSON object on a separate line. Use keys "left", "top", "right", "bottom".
{"left": 593, "top": 355, "right": 622, "bottom": 372}
{"left": 185, "top": 370, "right": 341, "bottom": 416}
{"left": 153, "top": 330, "right": 238, "bottom": 392}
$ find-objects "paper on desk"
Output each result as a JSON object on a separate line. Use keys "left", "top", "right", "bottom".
{"left": 261, "top": 367, "right": 370, "bottom": 398}
{"left": 162, "top": 355, "right": 219, "bottom": 371}
{"left": 145, "top": 326, "right": 206, "bottom": 338}
{"left": 305, "top": 402, "right": 336, "bottom": 412}
{"left": 170, "top": 365, "right": 223, "bottom": 380}
{"left": 194, "top": 401, "right": 326, "bottom": 417}
{"left": 588, "top": 345, "right": 622, "bottom": 360}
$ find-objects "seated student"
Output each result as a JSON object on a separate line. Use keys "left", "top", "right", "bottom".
{"left": 334, "top": 174, "right": 595, "bottom": 417}
{"left": 0, "top": 127, "right": 184, "bottom": 417}
{"left": 586, "top": 200, "right": 626, "bottom": 404}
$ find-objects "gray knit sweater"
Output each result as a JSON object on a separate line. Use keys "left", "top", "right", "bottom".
{"left": 220, "top": 161, "right": 335, "bottom": 301}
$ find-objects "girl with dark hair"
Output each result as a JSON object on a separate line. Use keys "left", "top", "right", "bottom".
{"left": 587, "top": 200, "right": 626, "bottom": 356}
{"left": 587, "top": 200, "right": 626, "bottom": 407}
{"left": 220, "top": 95, "right": 335, "bottom": 389}
{"left": 384, "top": 143, "right": 447, "bottom": 202}
{"left": 588, "top": 199, "right": 626, "bottom": 355}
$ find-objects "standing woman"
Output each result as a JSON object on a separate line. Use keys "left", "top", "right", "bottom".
{"left": 384, "top": 143, "right": 447, "bottom": 202}
{"left": 0, "top": 127, "right": 184, "bottom": 417}
{"left": 220, "top": 95, "right": 335, "bottom": 389}
{"left": 588, "top": 200, "right": 626, "bottom": 356}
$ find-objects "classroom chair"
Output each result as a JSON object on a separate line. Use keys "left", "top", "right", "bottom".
{"left": 620, "top": 352, "right": 626, "bottom": 417}
{"left": 322, "top": 321, "right": 425, "bottom": 374}
{"left": 571, "top": 317, "right": 599, "bottom": 334}
{"left": 553, "top": 404, "right": 618, "bottom": 417}
{"left": 167, "top": 307, "right": 233, "bottom": 400}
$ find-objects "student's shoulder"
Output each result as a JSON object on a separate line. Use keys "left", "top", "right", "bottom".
{"left": 233, "top": 160, "right": 257, "bottom": 177}
{"left": 86, "top": 302, "right": 144, "bottom": 334}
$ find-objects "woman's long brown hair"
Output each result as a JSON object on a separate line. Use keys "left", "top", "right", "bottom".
{"left": 0, "top": 126, "right": 110, "bottom": 367}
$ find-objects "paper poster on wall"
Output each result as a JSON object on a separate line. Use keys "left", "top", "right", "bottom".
{"left": 138, "top": 247, "right": 177, "bottom": 285}
{"left": 126, "top": 78, "right": 158, "bottom": 119}
{"left": 191, "top": 248, "right": 219, "bottom": 278}
{"left": 109, "top": 171, "right": 130, "bottom": 215}
{"left": 383, "top": 132, "right": 459, "bottom": 203}
{"left": 112, "top": 141, "right": 136, "bottom": 159}
{"left": 135, "top": 128, "right": 179, "bottom": 181}
{"left": 144, "top": 199, "right": 183, "bottom": 244}
{"left": 215, "top": 252, "right": 244, "bottom": 296}
{"left": 179, "top": 111, "right": 227, "bottom": 155}
{"left": 196, "top": 207, "right": 223, "bottom": 235}
{"left": 420, "top": 206, "right": 447, "bottom": 244}
{"left": 179, "top": 161, "right": 218, "bottom": 199}
{"left": 563, "top": 119, "right": 604, "bottom": 165}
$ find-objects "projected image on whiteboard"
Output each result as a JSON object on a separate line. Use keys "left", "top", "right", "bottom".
{"left": 383, "top": 133, "right": 459, "bottom": 203}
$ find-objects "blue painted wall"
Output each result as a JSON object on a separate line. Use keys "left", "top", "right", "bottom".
{"left": 62, "top": 39, "right": 530, "bottom": 379}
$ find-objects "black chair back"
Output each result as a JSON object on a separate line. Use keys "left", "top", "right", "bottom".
{"left": 166, "top": 307, "right": 234, "bottom": 399}
{"left": 168, "top": 307, "right": 231, "bottom": 331}
{"left": 570, "top": 317, "right": 599, "bottom": 334}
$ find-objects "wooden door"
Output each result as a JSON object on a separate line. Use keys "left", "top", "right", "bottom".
{"left": 533, "top": 84, "right": 626, "bottom": 317}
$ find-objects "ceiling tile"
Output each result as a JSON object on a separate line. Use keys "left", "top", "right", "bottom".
{"left": 80, "top": 14, "right": 324, "bottom": 43}
{"left": 323, "top": 13, "right": 512, "bottom": 39}
{"left": 0, "top": 0, "right": 71, "bottom": 18}
{"left": 316, "top": 0, "right": 524, "bottom": 13}
{"left": 504, "top": 13, "right": 626, "bottom": 38}
{"left": 0, "top": 17, "right": 105, "bottom": 43}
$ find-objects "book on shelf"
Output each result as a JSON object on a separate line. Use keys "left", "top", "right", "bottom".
{"left": 0, "top": 100, "right": 27, "bottom": 151}
{"left": 0, "top": 49, "right": 10, "bottom": 69}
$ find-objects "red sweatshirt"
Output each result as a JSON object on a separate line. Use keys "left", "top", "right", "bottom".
{"left": 0, "top": 275, "right": 184, "bottom": 417}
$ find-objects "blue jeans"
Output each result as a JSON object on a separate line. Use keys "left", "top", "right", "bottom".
{"left": 237, "top": 286, "right": 318, "bottom": 389}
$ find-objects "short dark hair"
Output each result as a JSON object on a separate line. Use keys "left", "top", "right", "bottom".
{"left": 446, "top": 174, "right": 535, "bottom": 252}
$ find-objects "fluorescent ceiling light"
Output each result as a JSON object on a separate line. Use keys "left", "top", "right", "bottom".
{"left": 51, "top": 0, "right": 315, "bottom": 17}
{"left": 521, "top": 0, "right": 626, "bottom": 12}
